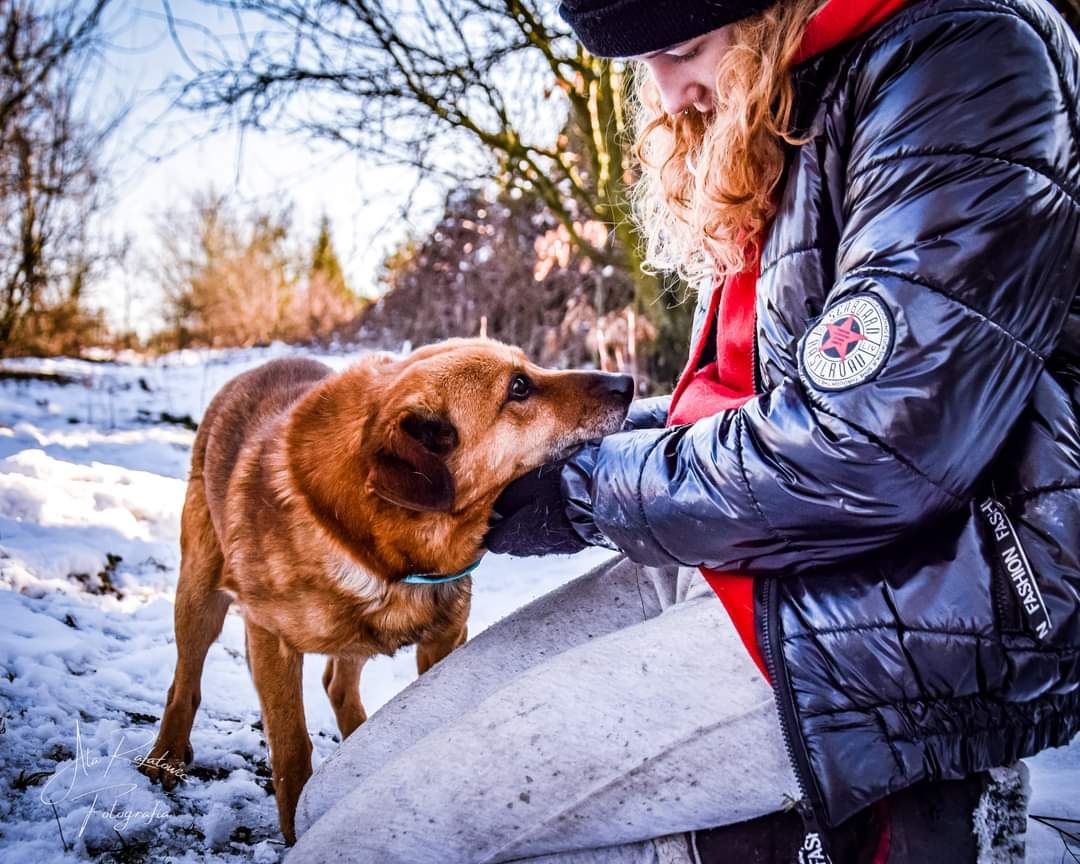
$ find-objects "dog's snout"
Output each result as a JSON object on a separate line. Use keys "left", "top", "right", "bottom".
{"left": 588, "top": 372, "right": 635, "bottom": 405}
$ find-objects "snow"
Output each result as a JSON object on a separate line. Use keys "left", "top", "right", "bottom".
{"left": 0, "top": 346, "right": 613, "bottom": 863}
{"left": 0, "top": 346, "right": 1076, "bottom": 863}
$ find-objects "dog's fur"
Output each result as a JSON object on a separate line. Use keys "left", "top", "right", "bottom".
{"left": 139, "top": 339, "right": 633, "bottom": 842}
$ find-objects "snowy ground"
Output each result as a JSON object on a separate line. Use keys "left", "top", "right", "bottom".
{"left": 0, "top": 346, "right": 1076, "bottom": 864}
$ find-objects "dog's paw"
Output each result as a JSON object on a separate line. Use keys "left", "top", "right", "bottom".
{"left": 137, "top": 740, "right": 192, "bottom": 790}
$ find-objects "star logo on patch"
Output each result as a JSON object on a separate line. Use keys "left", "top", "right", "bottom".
{"left": 802, "top": 295, "right": 893, "bottom": 391}
{"left": 819, "top": 316, "right": 867, "bottom": 361}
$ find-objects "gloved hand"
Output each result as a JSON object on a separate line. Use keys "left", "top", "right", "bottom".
{"left": 485, "top": 443, "right": 611, "bottom": 557}
{"left": 622, "top": 394, "right": 671, "bottom": 432}
{"left": 485, "top": 393, "right": 673, "bottom": 558}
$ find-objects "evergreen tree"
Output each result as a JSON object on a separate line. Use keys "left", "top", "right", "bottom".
{"left": 310, "top": 214, "right": 351, "bottom": 301}
{"left": 297, "top": 213, "right": 360, "bottom": 343}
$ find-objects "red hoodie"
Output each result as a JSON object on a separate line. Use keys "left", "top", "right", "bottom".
{"left": 665, "top": 0, "right": 908, "bottom": 680}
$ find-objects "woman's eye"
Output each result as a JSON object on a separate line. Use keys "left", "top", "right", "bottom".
{"left": 670, "top": 45, "right": 701, "bottom": 64}
{"left": 508, "top": 374, "right": 532, "bottom": 401}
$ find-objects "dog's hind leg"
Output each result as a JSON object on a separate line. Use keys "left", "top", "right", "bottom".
{"left": 322, "top": 656, "right": 367, "bottom": 740}
{"left": 416, "top": 621, "right": 469, "bottom": 675}
{"left": 247, "top": 620, "right": 311, "bottom": 845}
{"left": 141, "top": 475, "right": 231, "bottom": 790}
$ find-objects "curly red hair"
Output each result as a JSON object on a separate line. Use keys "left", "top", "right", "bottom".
{"left": 631, "top": 0, "right": 829, "bottom": 288}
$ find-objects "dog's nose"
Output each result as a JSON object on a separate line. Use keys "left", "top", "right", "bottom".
{"left": 589, "top": 372, "right": 636, "bottom": 405}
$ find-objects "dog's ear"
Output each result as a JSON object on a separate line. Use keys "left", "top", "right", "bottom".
{"left": 368, "top": 410, "right": 458, "bottom": 512}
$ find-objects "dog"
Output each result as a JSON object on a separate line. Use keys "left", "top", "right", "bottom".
{"left": 138, "top": 338, "right": 634, "bottom": 843}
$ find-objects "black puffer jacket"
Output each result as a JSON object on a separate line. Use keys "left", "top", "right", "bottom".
{"left": 566, "top": 0, "right": 1080, "bottom": 830}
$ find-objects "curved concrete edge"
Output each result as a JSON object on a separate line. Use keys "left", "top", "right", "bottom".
{"left": 295, "top": 557, "right": 631, "bottom": 838}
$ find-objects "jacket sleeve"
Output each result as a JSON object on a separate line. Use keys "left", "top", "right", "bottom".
{"left": 570, "top": 8, "right": 1080, "bottom": 573}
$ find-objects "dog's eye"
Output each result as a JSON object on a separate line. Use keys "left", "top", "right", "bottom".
{"left": 508, "top": 373, "right": 533, "bottom": 402}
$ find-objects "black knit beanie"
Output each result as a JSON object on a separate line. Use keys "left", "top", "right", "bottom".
{"left": 558, "top": 0, "right": 775, "bottom": 58}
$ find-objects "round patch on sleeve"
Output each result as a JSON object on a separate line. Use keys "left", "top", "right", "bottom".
{"left": 801, "top": 293, "right": 893, "bottom": 391}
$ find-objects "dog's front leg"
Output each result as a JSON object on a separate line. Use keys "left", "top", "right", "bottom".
{"left": 246, "top": 620, "right": 311, "bottom": 845}
{"left": 416, "top": 621, "right": 469, "bottom": 675}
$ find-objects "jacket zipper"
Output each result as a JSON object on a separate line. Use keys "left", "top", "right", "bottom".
{"left": 983, "top": 483, "right": 1023, "bottom": 634}
{"left": 751, "top": 309, "right": 763, "bottom": 395}
{"left": 749, "top": 315, "right": 833, "bottom": 850}
{"left": 990, "top": 554, "right": 1017, "bottom": 632}
{"left": 757, "top": 575, "right": 833, "bottom": 857}
{"left": 750, "top": 311, "right": 832, "bottom": 850}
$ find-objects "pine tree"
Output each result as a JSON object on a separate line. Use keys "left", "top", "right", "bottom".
{"left": 292, "top": 214, "right": 360, "bottom": 343}
{"left": 310, "top": 214, "right": 350, "bottom": 301}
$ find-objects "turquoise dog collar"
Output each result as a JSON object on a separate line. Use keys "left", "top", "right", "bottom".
{"left": 402, "top": 557, "right": 483, "bottom": 585}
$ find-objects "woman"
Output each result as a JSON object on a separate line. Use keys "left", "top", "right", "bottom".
{"left": 290, "top": 0, "right": 1080, "bottom": 861}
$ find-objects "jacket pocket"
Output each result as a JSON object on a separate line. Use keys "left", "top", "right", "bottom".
{"left": 978, "top": 497, "right": 1053, "bottom": 640}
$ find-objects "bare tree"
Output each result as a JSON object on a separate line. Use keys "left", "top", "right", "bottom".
{"left": 154, "top": 192, "right": 362, "bottom": 349}
{"left": 155, "top": 190, "right": 296, "bottom": 349}
{"left": 170, "top": 0, "right": 691, "bottom": 382}
{"left": 0, "top": 0, "right": 118, "bottom": 355}
{"left": 0, "top": 0, "right": 108, "bottom": 135}
{"left": 362, "top": 185, "right": 657, "bottom": 378}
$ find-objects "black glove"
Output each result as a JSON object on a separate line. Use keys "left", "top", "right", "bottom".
{"left": 485, "top": 443, "right": 611, "bottom": 557}
{"left": 622, "top": 394, "right": 671, "bottom": 432}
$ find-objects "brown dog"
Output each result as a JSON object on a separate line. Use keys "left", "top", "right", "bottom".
{"left": 139, "top": 338, "right": 633, "bottom": 843}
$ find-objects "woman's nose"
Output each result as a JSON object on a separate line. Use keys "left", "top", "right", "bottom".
{"left": 649, "top": 65, "right": 706, "bottom": 116}
{"left": 660, "top": 86, "right": 694, "bottom": 115}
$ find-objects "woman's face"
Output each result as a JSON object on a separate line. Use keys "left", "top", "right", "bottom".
{"left": 635, "top": 27, "right": 732, "bottom": 116}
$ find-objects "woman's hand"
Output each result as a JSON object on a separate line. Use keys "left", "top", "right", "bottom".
{"left": 484, "top": 443, "right": 613, "bottom": 557}
{"left": 484, "top": 396, "right": 672, "bottom": 557}
{"left": 484, "top": 460, "right": 586, "bottom": 557}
